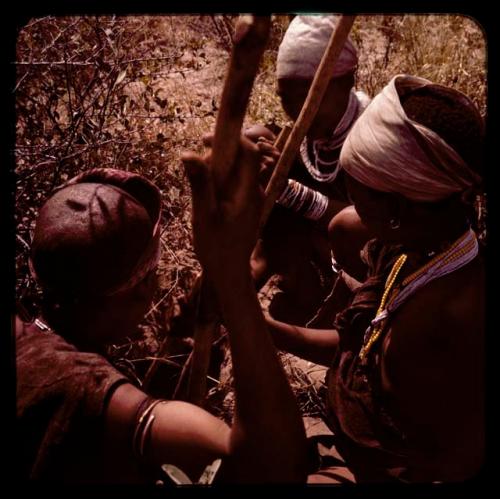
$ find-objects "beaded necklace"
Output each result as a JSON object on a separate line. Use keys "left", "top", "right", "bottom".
{"left": 358, "top": 254, "right": 407, "bottom": 362}
{"left": 358, "top": 229, "right": 479, "bottom": 363}
{"left": 300, "top": 90, "right": 363, "bottom": 183}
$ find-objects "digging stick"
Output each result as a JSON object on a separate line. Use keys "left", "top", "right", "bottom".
{"left": 147, "top": 124, "right": 291, "bottom": 397}
{"left": 145, "top": 15, "right": 356, "bottom": 401}
{"left": 185, "top": 16, "right": 271, "bottom": 406}
{"left": 186, "top": 15, "right": 356, "bottom": 405}
{"left": 259, "top": 15, "right": 356, "bottom": 227}
{"left": 143, "top": 16, "right": 271, "bottom": 396}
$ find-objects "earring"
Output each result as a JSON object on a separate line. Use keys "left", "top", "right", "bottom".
{"left": 389, "top": 217, "right": 400, "bottom": 230}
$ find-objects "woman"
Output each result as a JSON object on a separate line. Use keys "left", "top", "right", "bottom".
{"left": 266, "top": 74, "right": 485, "bottom": 482}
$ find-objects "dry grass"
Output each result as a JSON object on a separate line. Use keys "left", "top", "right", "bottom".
{"left": 352, "top": 15, "right": 486, "bottom": 114}
{"left": 15, "top": 14, "right": 487, "bottom": 415}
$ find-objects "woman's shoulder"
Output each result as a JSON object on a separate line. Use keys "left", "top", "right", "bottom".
{"left": 388, "top": 255, "right": 484, "bottom": 354}
{"left": 16, "top": 317, "right": 128, "bottom": 405}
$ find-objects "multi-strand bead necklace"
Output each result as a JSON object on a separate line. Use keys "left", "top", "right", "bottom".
{"left": 358, "top": 228, "right": 479, "bottom": 363}
{"left": 299, "top": 90, "right": 362, "bottom": 183}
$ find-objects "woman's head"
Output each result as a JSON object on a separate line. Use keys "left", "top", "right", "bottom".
{"left": 30, "top": 168, "right": 162, "bottom": 347}
{"left": 401, "top": 85, "right": 484, "bottom": 177}
{"left": 277, "top": 72, "right": 355, "bottom": 138}
{"left": 276, "top": 15, "right": 358, "bottom": 139}
{"left": 340, "top": 75, "right": 484, "bottom": 246}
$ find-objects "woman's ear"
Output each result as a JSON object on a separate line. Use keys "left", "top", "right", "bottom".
{"left": 386, "top": 193, "right": 409, "bottom": 230}
{"left": 460, "top": 186, "right": 478, "bottom": 207}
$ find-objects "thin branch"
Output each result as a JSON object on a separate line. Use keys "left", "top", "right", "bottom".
{"left": 57, "top": 65, "right": 117, "bottom": 160}
{"left": 145, "top": 243, "right": 179, "bottom": 319}
{"left": 15, "top": 61, "right": 97, "bottom": 66}
{"left": 97, "top": 65, "right": 120, "bottom": 141}
{"left": 39, "top": 19, "right": 82, "bottom": 57}
{"left": 113, "top": 142, "right": 129, "bottom": 168}
{"left": 23, "top": 16, "right": 53, "bottom": 29}
{"left": 131, "top": 357, "right": 183, "bottom": 369}
{"left": 13, "top": 70, "right": 31, "bottom": 93}
{"left": 16, "top": 139, "right": 125, "bottom": 182}
{"left": 16, "top": 234, "right": 31, "bottom": 250}
{"left": 15, "top": 55, "right": 179, "bottom": 66}
{"left": 63, "top": 39, "right": 74, "bottom": 123}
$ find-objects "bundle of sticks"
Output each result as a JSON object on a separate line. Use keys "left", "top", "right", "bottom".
{"left": 143, "top": 14, "right": 356, "bottom": 405}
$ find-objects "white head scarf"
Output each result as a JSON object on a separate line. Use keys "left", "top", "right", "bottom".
{"left": 340, "top": 74, "right": 482, "bottom": 202}
{"left": 277, "top": 15, "right": 358, "bottom": 80}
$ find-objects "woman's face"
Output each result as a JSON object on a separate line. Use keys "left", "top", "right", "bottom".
{"left": 344, "top": 173, "right": 399, "bottom": 242}
{"left": 93, "top": 267, "right": 159, "bottom": 345}
{"left": 277, "top": 77, "right": 351, "bottom": 140}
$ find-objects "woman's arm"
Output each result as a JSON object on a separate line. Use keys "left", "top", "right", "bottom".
{"left": 103, "top": 137, "right": 308, "bottom": 484}
{"left": 182, "top": 135, "right": 309, "bottom": 482}
{"left": 214, "top": 273, "right": 309, "bottom": 482}
{"left": 265, "top": 314, "right": 339, "bottom": 367}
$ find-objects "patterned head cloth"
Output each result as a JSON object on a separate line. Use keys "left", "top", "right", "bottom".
{"left": 30, "top": 168, "right": 162, "bottom": 298}
{"left": 276, "top": 15, "right": 358, "bottom": 80}
{"left": 340, "top": 74, "right": 482, "bottom": 202}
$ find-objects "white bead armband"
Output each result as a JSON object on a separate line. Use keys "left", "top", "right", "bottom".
{"left": 277, "top": 179, "right": 329, "bottom": 221}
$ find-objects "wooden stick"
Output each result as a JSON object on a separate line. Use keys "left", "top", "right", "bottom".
{"left": 259, "top": 15, "right": 356, "bottom": 228}
{"left": 211, "top": 15, "right": 271, "bottom": 192}
{"left": 273, "top": 124, "right": 292, "bottom": 153}
{"left": 142, "top": 271, "right": 203, "bottom": 391}
{"left": 186, "top": 16, "right": 356, "bottom": 404}
{"left": 145, "top": 15, "right": 357, "bottom": 402}
{"left": 143, "top": 125, "right": 292, "bottom": 396}
{"left": 185, "top": 276, "right": 218, "bottom": 405}
{"left": 172, "top": 350, "right": 193, "bottom": 400}
{"left": 185, "top": 16, "right": 271, "bottom": 406}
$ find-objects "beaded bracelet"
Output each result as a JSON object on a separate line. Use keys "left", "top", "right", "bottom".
{"left": 277, "top": 179, "right": 329, "bottom": 221}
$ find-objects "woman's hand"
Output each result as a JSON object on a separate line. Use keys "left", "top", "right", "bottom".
{"left": 255, "top": 137, "right": 281, "bottom": 186}
{"left": 182, "top": 135, "right": 264, "bottom": 286}
{"left": 244, "top": 125, "right": 280, "bottom": 187}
